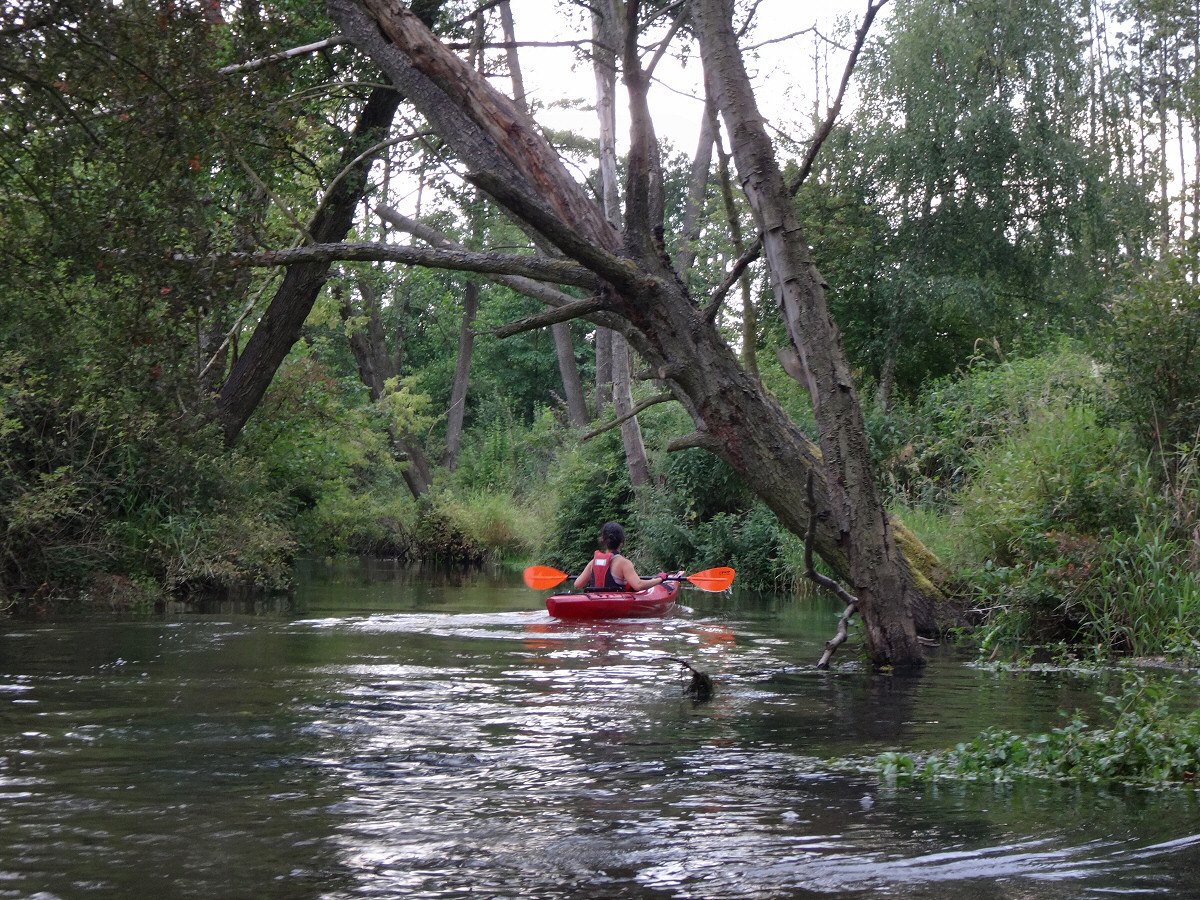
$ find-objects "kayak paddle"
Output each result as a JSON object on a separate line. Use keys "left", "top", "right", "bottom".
{"left": 522, "top": 565, "right": 735, "bottom": 592}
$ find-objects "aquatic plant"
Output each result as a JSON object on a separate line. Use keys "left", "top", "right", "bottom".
{"left": 870, "top": 674, "right": 1200, "bottom": 787}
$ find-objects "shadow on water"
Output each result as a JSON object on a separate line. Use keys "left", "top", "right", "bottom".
{"left": 2, "top": 558, "right": 1199, "bottom": 899}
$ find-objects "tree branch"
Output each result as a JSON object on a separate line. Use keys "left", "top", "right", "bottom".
{"left": 803, "top": 471, "right": 860, "bottom": 669}
{"left": 704, "top": 0, "right": 889, "bottom": 313}
{"left": 666, "top": 430, "right": 721, "bottom": 452}
{"left": 184, "top": 242, "right": 601, "bottom": 289}
{"left": 331, "top": 0, "right": 640, "bottom": 290}
{"left": 375, "top": 204, "right": 583, "bottom": 308}
{"left": 789, "top": 0, "right": 888, "bottom": 197}
{"left": 581, "top": 392, "right": 674, "bottom": 441}
{"left": 217, "top": 36, "right": 350, "bottom": 74}
{"left": 492, "top": 297, "right": 606, "bottom": 338}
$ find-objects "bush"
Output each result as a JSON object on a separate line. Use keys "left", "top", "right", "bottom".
{"left": 639, "top": 500, "right": 798, "bottom": 590}
{"left": 955, "top": 403, "right": 1141, "bottom": 566}
{"left": 434, "top": 490, "right": 546, "bottom": 560}
{"left": 0, "top": 350, "right": 297, "bottom": 601}
{"left": 877, "top": 342, "right": 1104, "bottom": 507}
{"left": 1095, "top": 253, "right": 1200, "bottom": 452}
{"left": 293, "top": 484, "right": 416, "bottom": 558}
{"left": 538, "top": 429, "right": 638, "bottom": 571}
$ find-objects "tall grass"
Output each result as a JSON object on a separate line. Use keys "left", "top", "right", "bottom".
{"left": 1073, "top": 517, "right": 1200, "bottom": 659}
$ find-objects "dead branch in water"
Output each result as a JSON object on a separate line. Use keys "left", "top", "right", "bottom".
{"left": 803, "top": 472, "right": 860, "bottom": 669}
{"left": 659, "top": 656, "right": 714, "bottom": 702}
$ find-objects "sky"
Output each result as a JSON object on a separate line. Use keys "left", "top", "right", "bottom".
{"left": 505, "top": 0, "right": 879, "bottom": 158}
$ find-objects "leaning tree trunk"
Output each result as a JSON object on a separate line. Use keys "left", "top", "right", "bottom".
{"left": 499, "top": 1, "right": 590, "bottom": 427}
{"left": 692, "top": 0, "right": 924, "bottom": 666}
{"left": 327, "top": 0, "right": 941, "bottom": 667}
{"left": 215, "top": 84, "right": 402, "bottom": 447}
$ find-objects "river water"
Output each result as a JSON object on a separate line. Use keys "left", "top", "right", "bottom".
{"left": 2, "top": 559, "right": 1199, "bottom": 899}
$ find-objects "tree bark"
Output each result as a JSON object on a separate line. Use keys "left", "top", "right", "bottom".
{"left": 443, "top": 280, "right": 477, "bottom": 470}
{"left": 593, "top": 0, "right": 651, "bottom": 492}
{"left": 692, "top": 0, "right": 925, "bottom": 667}
{"left": 327, "top": 0, "right": 942, "bottom": 667}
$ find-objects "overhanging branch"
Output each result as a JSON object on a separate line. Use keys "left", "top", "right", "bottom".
{"left": 184, "top": 242, "right": 601, "bottom": 289}
{"left": 666, "top": 430, "right": 721, "bottom": 453}
{"left": 492, "top": 297, "right": 606, "bottom": 338}
{"left": 376, "top": 205, "right": 583, "bottom": 308}
{"left": 218, "top": 36, "right": 350, "bottom": 74}
{"left": 582, "top": 393, "right": 675, "bottom": 442}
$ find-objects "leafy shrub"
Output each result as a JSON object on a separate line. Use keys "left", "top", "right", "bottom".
{"left": 538, "top": 429, "right": 638, "bottom": 571}
{"left": 1095, "top": 254, "right": 1200, "bottom": 452}
{"left": 411, "top": 500, "right": 500, "bottom": 565}
{"left": 955, "top": 403, "right": 1140, "bottom": 565}
{"left": 293, "top": 484, "right": 416, "bottom": 558}
{"left": 877, "top": 342, "right": 1104, "bottom": 506}
{"left": 449, "top": 401, "right": 565, "bottom": 496}
{"left": 0, "top": 349, "right": 298, "bottom": 601}
{"left": 435, "top": 490, "right": 546, "bottom": 560}
{"left": 639, "top": 501, "right": 797, "bottom": 590}
{"left": 1070, "top": 517, "right": 1200, "bottom": 659}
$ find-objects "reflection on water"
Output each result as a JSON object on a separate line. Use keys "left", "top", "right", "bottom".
{"left": 1, "top": 558, "right": 1199, "bottom": 899}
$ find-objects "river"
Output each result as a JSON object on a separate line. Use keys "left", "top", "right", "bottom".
{"left": 2, "top": 559, "right": 1199, "bottom": 898}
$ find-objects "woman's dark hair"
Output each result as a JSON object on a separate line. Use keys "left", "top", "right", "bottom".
{"left": 600, "top": 521, "right": 625, "bottom": 551}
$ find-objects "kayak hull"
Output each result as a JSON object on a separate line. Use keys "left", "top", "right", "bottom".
{"left": 546, "top": 581, "right": 681, "bottom": 619}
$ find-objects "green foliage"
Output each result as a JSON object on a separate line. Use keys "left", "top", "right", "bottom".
{"left": 878, "top": 343, "right": 1107, "bottom": 507}
{"left": 433, "top": 490, "right": 545, "bottom": 561}
{"left": 412, "top": 501, "right": 487, "bottom": 565}
{"left": 876, "top": 339, "right": 1199, "bottom": 662}
{"left": 821, "top": 0, "right": 1120, "bottom": 392}
{"left": 943, "top": 401, "right": 1176, "bottom": 655}
{"left": 874, "top": 674, "right": 1200, "bottom": 787}
{"left": 448, "top": 400, "right": 565, "bottom": 496}
{"left": 956, "top": 403, "right": 1140, "bottom": 563}
{"left": 643, "top": 503, "right": 799, "bottom": 591}
{"left": 1067, "top": 517, "right": 1200, "bottom": 659}
{"left": 538, "top": 429, "right": 638, "bottom": 572}
{"left": 293, "top": 485, "right": 416, "bottom": 558}
{"left": 1095, "top": 253, "right": 1200, "bottom": 452}
{"left": 0, "top": 347, "right": 295, "bottom": 599}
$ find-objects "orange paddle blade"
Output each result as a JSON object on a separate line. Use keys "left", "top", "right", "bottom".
{"left": 523, "top": 566, "right": 570, "bottom": 590}
{"left": 684, "top": 567, "right": 736, "bottom": 591}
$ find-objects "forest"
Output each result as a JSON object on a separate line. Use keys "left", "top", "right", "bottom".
{"left": 2, "top": 0, "right": 1200, "bottom": 672}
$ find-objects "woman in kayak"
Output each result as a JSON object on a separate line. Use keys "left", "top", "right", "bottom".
{"left": 574, "top": 521, "right": 669, "bottom": 592}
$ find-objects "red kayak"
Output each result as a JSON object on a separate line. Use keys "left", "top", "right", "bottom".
{"left": 546, "top": 580, "right": 681, "bottom": 619}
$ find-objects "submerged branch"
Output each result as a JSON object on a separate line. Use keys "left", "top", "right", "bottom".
{"left": 803, "top": 471, "right": 860, "bottom": 669}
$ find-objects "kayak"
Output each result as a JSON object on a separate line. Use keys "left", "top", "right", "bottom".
{"left": 546, "top": 580, "right": 681, "bottom": 619}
